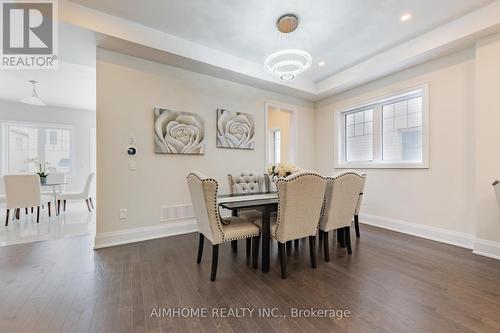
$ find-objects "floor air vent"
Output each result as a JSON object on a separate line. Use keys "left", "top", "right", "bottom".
{"left": 160, "top": 204, "right": 195, "bottom": 222}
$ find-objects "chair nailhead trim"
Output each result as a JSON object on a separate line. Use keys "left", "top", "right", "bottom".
{"left": 274, "top": 171, "right": 326, "bottom": 240}
{"left": 188, "top": 172, "right": 260, "bottom": 243}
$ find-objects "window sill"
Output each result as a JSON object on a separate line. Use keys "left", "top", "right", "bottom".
{"left": 335, "top": 162, "right": 429, "bottom": 170}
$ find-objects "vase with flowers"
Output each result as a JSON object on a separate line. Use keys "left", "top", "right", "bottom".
{"left": 267, "top": 163, "right": 301, "bottom": 183}
{"left": 37, "top": 163, "right": 49, "bottom": 184}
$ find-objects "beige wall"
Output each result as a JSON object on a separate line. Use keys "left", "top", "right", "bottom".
{"left": 96, "top": 49, "right": 315, "bottom": 234}
{"left": 475, "top": 34, "right": 500, "bottom": 243}
{"left": 268, "top": 107, "right": 292, "bottom": 164}
{"left": 315, "top": 48, "right": 477, "bottom": 235}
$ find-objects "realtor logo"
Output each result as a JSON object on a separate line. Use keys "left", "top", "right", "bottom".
{"left": 1, "top": 0, "right": 58, "bottom": 69}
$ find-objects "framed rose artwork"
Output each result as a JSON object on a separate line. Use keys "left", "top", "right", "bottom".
{"left": 216, "top": 109, "right": 255, "bottom": 149}
{"left": 153, "top": 108, "right": 206, "bottom": 154}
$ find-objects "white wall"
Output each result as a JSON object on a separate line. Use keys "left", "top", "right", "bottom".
{"left": 475, "top": 33, "right": 500, "bottom": 246}
{"left": 315, "top": 48, "right": 477, "bottom": 236}
{"left": 96, "top": 49, "right": 315, "bottom": 235}
{"left": 0, "top": 99, "right": 96, "bottom": 194}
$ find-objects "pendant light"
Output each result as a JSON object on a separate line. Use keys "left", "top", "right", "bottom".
{"left": 20, "top": 80, "right": 45, "bottom": 106}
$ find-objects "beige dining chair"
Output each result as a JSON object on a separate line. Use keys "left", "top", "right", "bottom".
{"left": 319, "top": 172, "right": 365, "bottom": 260}
{"left": 4, "top": 174, "right": 53, "bottom": 225}
{"left": 354, "top": 172, "right": 367, "bottom": 238}
{"left": 227, "top": 172, "right": 265, "bottom": 255}
{"left": 254, "top": 171, "right": 327, "bottom": 279}
{"left": 187, "top": 172, "right": 261, "bottom": 281}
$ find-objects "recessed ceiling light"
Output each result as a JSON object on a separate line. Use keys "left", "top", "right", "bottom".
{"left": 400, "top": 13, "right": 412, "bottom": 22}
{"left": 318, "top": 61, "right": 326, "bottom": 67}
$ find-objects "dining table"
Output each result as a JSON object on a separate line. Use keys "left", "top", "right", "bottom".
{"left": 218, "top": 192, "right": 278, "bottom": 273}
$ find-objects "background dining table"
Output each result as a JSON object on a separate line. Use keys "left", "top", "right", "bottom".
{"left": 218, "top": 192, "right": 278, "bottom": 273}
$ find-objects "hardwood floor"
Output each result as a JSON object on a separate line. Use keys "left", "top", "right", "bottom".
{"left": 1, "top": 225, "right": 500, "bottom": 332}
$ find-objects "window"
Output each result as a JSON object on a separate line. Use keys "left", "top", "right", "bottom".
{"left": 273, "top": 129, "right": 281, "bottom": 164}
{"left": 3, "top": 123, "right": 72, "bottom": 174}
{"left": 336, "top": 86, "right": 428, "bottom": 168}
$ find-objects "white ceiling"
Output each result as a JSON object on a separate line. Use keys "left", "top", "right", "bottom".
{"left": 0, "top": 23, "right": 96, "bottom": 111}
{"left": 70, "top": 0, "right": 495, "bottom": 83}
{"left": 0, "top": 61, "right": 96, "bottom": 111}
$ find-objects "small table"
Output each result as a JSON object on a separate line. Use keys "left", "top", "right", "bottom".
{"left": 41, "top": 181, "right": 67, "bottom": 215}
{"left": 219, "top": 192, "right": 278, "bottom": 273}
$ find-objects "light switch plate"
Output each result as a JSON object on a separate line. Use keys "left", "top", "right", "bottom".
{"left": 129, "top": 160, "right": 136, "bottom": 170}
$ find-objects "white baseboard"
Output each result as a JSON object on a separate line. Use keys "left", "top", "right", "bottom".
{"left": 94, "top": 219, "right": 198, "bottom": 249}
{"left": 473, "top": 238, "right": 500, "bottom": 260}
{"left": 359, "top": 213, "right": 476, "bottom": 249}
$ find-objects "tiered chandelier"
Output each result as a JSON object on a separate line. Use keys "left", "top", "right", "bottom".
{"left": 264, "top": 14, "right": 312, "bottom": 81}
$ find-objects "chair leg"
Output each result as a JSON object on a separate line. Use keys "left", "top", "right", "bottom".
{"left": 36, "top": 206, "right": 40, "bottom": 223}
{"left": 31, "top": 207, "right": 33, "bottom": 214}
{"left": 85, "top": 199, "right": 91, "bottom": 212}
{"left": 210, "top": 244, "right": 219, "bottom": 282}
{"left": 25, "top": 208, "right": 28, "bottom": 214}
{"left": 318, "top": 230, "right": 323, "bottom": 249}
{"left": 286, "top": 241, "right": 291, "bottom": 256}
{"left": 15, "top": 208, "right": 20, "bottom": 220}
{"left": 63, "top": 200, "right": 66, "bottom": 212}
{"left": 323, "top": 231, "right": 330, "bottom": 262}
{"left": 47, "top": 202, "right": 51, "bottom": 218}
{"left": 278, "top": 242, "right": 287, "bottom": 279}
{"left": 354, "top": 214, "right": 360, "bottom": 238}
{"left": 345, "top": 227, "right": 352, "bottom": 255}
{"left": 231, "top": 240, "right": 238, "bottom": 253}
{"left": 5, "top": 209, "right": 9, "bottom": 227}
{"left": 294, "top": 239, "right": 299, "bottom": 251}
{"left": 246, "top": 238, "right": 251, "bottom": 260}
{"left": 338, "top": 229, "right": 346, "bottom": 248}
{"left": 89, "top": 197, "right": 95, "bottom": 209}
{"left": 309, "top": 236, "right": 317, "bottom": 268}
{"left": 196, "top": 233, "right": 204, "bottom": 264}
{"left": 57, "top": 200, "right": 61, "bottom": 215}
{"left": 252, "top": 235, "right": 260, "bottom": 269}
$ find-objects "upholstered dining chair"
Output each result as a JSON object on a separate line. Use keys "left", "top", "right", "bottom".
{"left": 187, "top": 172, "right": 261, "bottom": 281}
{"left": 254, "top": 171, "right": 327, "bottom": 279}
{"left": 4, "top": 174, "right": 53, "bottom": 225}
{"left": 354, "top": 172, "right": 366, "bottom": 238}
{"left": 57, "top": 173, "right": 94, "bottom": 214}
{"left": 227, "top": 172, "right": 265, "bottom": 254}
{"left": 319, "top": 172, "right": 365, "bottom": 261}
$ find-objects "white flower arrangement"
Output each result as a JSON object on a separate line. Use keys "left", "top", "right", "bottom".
{"left": 267, "top": 163, "right": 301, "bottom": 179}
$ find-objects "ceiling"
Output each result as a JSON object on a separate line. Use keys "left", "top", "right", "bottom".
{"left": 0, "top": 23, "right": 96, "bottom": 111}
{"left": 70, "top": 0, "right": 495, "bottom": 83}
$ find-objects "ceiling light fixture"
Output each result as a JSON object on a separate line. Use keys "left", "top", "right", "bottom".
{"left": 20, "top": 80, "right": 45, "bottom": 106}
{"left": 264, "top": 14, "right": 312, "bottom": 81}
{"left": 400, "top": 13, "right": 412, "bottom": 22}
{"left": 318, "top": 61, "right": 326, "bottom": 67}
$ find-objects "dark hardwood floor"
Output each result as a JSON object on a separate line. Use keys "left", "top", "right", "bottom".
{"left": 1, "top": 224, "right": 500, "bottom": 333}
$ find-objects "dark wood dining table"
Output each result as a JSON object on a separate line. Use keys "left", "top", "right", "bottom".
{"left": 218, "top": 192, "right": 278, "bottom": 273}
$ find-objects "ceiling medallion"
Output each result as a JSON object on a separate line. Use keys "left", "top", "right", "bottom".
{"left": 264, "top": 14, "right": 312, "bottom": 81}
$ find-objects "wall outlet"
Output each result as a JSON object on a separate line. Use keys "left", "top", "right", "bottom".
{"left": 119, "top": 209, "right": 128, "bottom": 219}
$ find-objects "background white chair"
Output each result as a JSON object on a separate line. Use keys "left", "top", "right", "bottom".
{"left": 4, "top": 174, "right": 52, "bottom": 225}
{"left": 57, "top": 173, "right": 94, "bottom": 214}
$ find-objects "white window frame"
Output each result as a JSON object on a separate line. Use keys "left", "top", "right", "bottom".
{"left": 2, "top": 121, "right": 74, "bottom": 175}
{"left": 335, "top": 84, "right": 429, "bottom": 169}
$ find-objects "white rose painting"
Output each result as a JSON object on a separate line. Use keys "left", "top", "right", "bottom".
{"left": 216, "top": 109, "right": 255, "bottom": 149}
{"left": 154, "top": 108, "right": 206, "bottom": 154}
